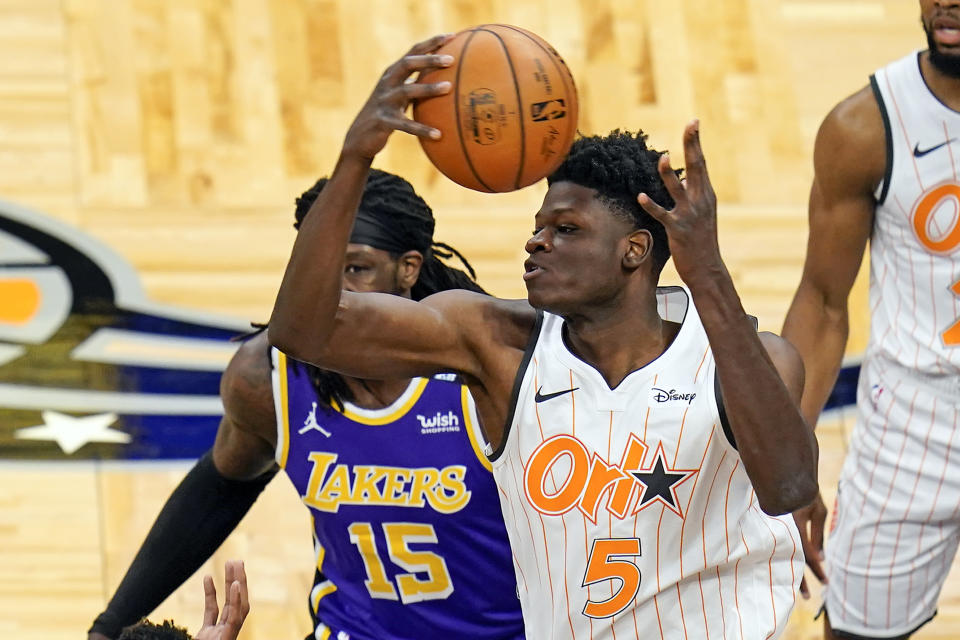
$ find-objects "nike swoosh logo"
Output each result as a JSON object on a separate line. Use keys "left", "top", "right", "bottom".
{"left": 534, "top": 386, "right": 579, "bottom": 403}
{"left": 914, "top": 138, "right": 958, "bottom": 158}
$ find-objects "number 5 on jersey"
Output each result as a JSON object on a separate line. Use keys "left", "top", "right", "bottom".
{"left": 581, "top": 538, "right": 642, "bottom": 618}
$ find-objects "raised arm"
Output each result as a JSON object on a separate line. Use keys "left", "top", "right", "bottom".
{"left": 267, "top": 34, "right": 472, "bottom": 379}
{"left": 639, "top": 120, "right": 818, "bottom": 516}
{"left": 782, "top": 86, "right": 882, "bottom": 426}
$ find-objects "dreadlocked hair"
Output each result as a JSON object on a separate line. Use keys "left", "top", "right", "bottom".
{"left": 547, "top": 129, "right": 677, "bottom": 273}
{"left": 285, "top": 168, "right": 485, "bottom": 411}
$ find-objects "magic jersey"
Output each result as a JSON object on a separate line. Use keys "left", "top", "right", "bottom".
{"left": 491, "top": 287, "right": 802, "bottom": 639}
{"left": 870, "top": 51, "right": 960, "bottom": 376}
{"left": 271, "top": 349, "right": 525, "bottom": 640}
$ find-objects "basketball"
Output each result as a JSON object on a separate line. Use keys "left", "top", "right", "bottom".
{"left": 413, "top": 24, "right": 579, "bottom": 193}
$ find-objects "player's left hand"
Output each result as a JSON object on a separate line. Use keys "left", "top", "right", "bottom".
{"left": 195, "top": 560, "right": 250, "bottom": 640}
{"left": 637, "top": 119, "right": 725, "bottom": 287}
{"left": 792, "top": 492, "right": 828, "bottom": 598}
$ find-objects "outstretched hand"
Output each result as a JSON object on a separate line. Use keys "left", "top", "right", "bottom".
{"left": 637, "top": 120, "right": 725, "bottom": 287}
{"left": 342, "top": 33, "right": 455, "bottom": 162}
{"left": 195, "top": 560, "right": 249, "bottom": 640}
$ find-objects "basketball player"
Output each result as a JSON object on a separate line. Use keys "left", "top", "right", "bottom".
{"left": 119, "top": 560, "right": 249, "bottom": 640}
{"left": 782, "top": 1, "right": 960, "bottom": 638}
{"left": 268, "top": 35, "right": 818, "bottom": 638}
{"left": 88, "top": 170, "right": 525, "bottom": 640}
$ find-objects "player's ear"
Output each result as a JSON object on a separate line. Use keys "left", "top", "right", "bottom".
{"left": 623, "top": 229, "right": 653, "bottom": 270}
{"left": 396, "top": 250, "right": 424, "bottom": 290}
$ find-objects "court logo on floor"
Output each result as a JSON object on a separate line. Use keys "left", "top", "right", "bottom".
{"left": 0, "top": 198, "right": 248, "bottom": 460}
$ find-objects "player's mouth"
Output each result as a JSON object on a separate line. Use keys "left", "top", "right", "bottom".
{"left": 933, "top": 16, "right": 960, "bottom": 47}
{"left": 523, "top": 259, "right": 544, "bottom": 281}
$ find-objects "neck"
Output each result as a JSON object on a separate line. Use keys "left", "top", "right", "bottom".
{"left": 920, "top": 50, "right": 960, "bottom": 110}
{"left": 561, "top": 287, "right": 677, "bottom": 389}
{"left": 343, "top": 376, "right": 414, "bottom": 410}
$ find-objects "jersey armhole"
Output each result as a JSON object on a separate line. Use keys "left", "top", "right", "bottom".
{"left": 270, "top": 347, "right": 291, "bottom": 468}
{"left": 488, "top": 310, "right": 544, "bottom": 463}
{"left": 869, "top": 73, "right": 894, "bottom": 206}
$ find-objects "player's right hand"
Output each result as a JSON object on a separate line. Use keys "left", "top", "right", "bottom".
{"left": 342, "top": 34, "right": 455, "bottom": 162}
{"left": 792, "top": 491, "right": 828, "bottom": 598}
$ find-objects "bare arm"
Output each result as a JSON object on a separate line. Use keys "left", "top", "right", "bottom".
{"left": 214, "top": 331, "right": 278, "bottom": 480}
{"left": 640, "top": 121, "right": 818, "bottom": 515}
{"left": 782, "top": 86, "right": 882, "bottom": 426}
{"left": 268, "top": 35, "right": 460, "bottom": 371}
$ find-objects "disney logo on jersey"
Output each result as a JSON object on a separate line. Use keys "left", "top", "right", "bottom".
{"left": 523, "top": 434, "right": 697, "bottom": 522}
{"left": 650, "top": 387, "right": 697, "bottom": 405}
{"left": 417, "top": 410, "right": 460, "bottom": 434}
{"left": 302, "top": 451, "right": 471, "bottom": 514}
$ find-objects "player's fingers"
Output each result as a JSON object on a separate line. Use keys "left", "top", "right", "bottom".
{"left": 405, "top": 33, "right": 455, "bottom": 57}
{"left": 655, "top": 153, "right": 688, "bottom": 207}
{"left": 637, "top": 192, "right": 670, "bottom": 224}
{"left": 380, "top": 114, "right": 442, "bottom": 140}
{"left": 682, "top": 119, "right": 707, "bottom": 183}
{"left": 234, "top": 560, "right": 250, "bottom": 618}
{"left": 390, "top": 79, "right": 451, "bottom": 102}
{"left": 202, "top": 575, "right": 219, "bottom": 628}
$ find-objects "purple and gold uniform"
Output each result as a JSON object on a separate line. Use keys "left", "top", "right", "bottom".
{"left": 271, "top": 349, "right": 525, "bottom": 640}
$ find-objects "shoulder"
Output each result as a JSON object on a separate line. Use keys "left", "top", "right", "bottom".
{"left": 815, "top": 85, "right": 886, "bottom": 191}
{"left": 758, "top": 332, "right": 804, "bottom": 401}
{"left": 220, "top": 330, "right": 276, "bottom": 436}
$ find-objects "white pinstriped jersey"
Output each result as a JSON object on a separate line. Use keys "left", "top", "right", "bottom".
{"left": 870, "top": 51, "right": 960, "bottom": 375}
{"left": 490, "top": 287, "right": 802, "bottom": 640}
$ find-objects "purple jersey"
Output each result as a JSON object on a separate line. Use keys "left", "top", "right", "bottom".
{"left": 271, "top": 349, "right": 525, "bottom": 640}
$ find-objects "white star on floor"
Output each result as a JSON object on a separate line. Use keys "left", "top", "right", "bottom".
{"left": 14, "top": 410, "right": 130, "bottom": 455}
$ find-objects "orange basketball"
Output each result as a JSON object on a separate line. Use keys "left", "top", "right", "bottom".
{"left": 414, "top": 24, "right": 579, "bottom": 193}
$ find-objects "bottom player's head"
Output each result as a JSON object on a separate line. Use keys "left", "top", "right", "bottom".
{"left": 294, "top": 169, "right": 484, "bottom": 300}
{"left": 525, "top": 130, "right": 673, "bottom": 315}
{"left": 921, "top": 0, "right": 960, "bottom": 77}
{"left": 118, "top": 619, "right": 191, "bottom": 640}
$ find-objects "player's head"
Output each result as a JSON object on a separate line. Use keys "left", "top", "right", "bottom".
{"left": 525, "top": 130, "right": 674, "bottom": 314}
{"left": 294, "top": 169, "right": 484, "bottom": 300}
{"left": 118, "top": 619, "right": 192, "bottom": 640}
{"left": 293, "top": 169, "right": 485, "bottom": 410}
{"left": 921, "top": 0, "right": 960, "bottom": 77}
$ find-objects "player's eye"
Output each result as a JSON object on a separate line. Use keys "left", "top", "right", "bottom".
{"left": 345, "top": 265, "right": 368, "bottom": 274}
{"left": 557, "top": 225, "right": 577, "bottom": 233}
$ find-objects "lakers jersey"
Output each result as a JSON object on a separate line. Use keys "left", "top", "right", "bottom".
{"left": 491, "top": 287, "right": 802, "bottom": 639}
{"left": 271, "top": 349, "right": 525, "bottom": 640}
{"left": 870, "top": 51, "right": 960, "bottom": 375}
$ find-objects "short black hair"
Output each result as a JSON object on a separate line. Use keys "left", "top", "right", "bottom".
{"left": 547, "top": 130, "right": 675, "bottom": 273}
{"left": 118, "top": 619, "right": 191, "bottom": 640}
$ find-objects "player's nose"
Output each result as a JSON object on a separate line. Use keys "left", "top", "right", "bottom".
{"left": 525, "top": 229, "right": 552, "bottom": 254}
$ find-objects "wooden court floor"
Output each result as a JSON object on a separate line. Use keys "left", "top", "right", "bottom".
{"left": 2, "top": 0, "right": 957, "bottom": 638}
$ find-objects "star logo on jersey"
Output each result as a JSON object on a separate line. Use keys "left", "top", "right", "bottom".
{"left": 627, "top": 443, "right": 697, "bottom": 518}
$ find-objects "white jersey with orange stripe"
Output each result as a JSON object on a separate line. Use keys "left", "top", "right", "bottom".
{"left": 489, "top": 287, "right": 802, "bottom": 640}
{"left": 870, "top": 51, "right": 960, "bottom": 376}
